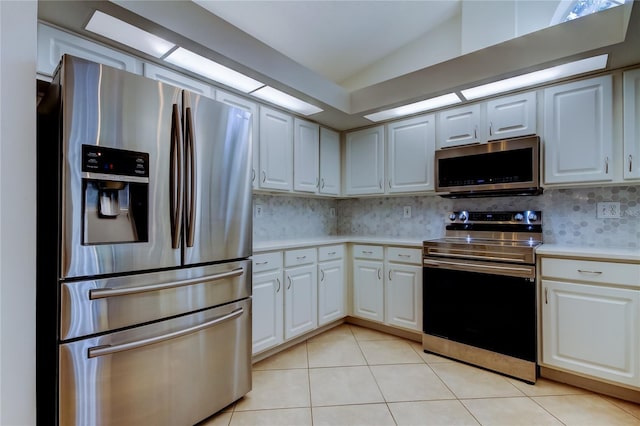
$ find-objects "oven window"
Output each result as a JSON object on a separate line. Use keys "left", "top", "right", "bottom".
{"left": 423, "top": 267, "right": 536, "bottom": 362}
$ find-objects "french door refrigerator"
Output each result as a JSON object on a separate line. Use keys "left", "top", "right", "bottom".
{"left": 37, "top": 55, "right": 253, "bottom": 426}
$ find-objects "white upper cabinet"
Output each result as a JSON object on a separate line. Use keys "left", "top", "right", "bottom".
{"left": 486, "top": 92, "right": 537, "bottom": 141}
{"left": 437, "top": 104, "right": 481, "bottom": 148}
{"left": 293, "top": 118, "right": 320, "bottom": 193}
{"left": 543, "top": 75, "right": 613, "bottom": 185}
{"left": 144, "top": 62, "right": 214, "bottom": 98}
{"left": 344, "top": 126, "right": 385, "bottom": 195}
{"left": 259, "top": 106, "right": 293, "bottom": 191}
{"left": 387, "top": 115, "right": 436, "bottom": 193}
{"left": 319, "top": 128, "right": 341, "bottom": 196}
{"left": 624, "top": 69, "right": 640, "bottom": 180}
{"left": 37, "top": 23, "right": 142, "bottom": 79}
{"left": 216, "top": 90, "right": 260, "bottom": 188}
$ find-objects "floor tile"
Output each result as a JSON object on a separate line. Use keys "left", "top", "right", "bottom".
{"left": 235, "top": 369, "right": 310, "bottom": 411}
{"left": 533, "top": 394, "right": 640, "bottom": 425}
{"left": 388, "top": 400, "right": 480, "bottom": 426}
{"left": 462, "top": 396, "right": 563, "bottom": 425}
{"left": 601, "top": 395, "right": 640, "bottom": 420}
{"left": 359, "top": 339, "right": 425, "bottom": 365}
{"left": 253, "top": 342, "right": 308, "bottom": 370}
{"left": 307, "top": 324, "right": 356, "bottom": 344}
{"left": 229, "top": 408, "right": 311, "bottom": 426}
{"left": 409, "top": 340, "right": 456, "bottom": 364}
{"left": 307, "top": 339, "right": 366, "bottom": 368}
{"left": 309, "top": 366, "right": 384, "bottom": 406}
{"left": 430, "top": 362, "right": 525, "bottom": 399}
{"left": 197, "top": 410, "right": 232, "bottom": 426}
{"left": 507, "top": 376, "right": 590, "bottom": 397}
{"left": 312, "top": 403, "right": 396, "bottom": 426}
{"left": 370, "top": 363, "right": 455, "bottom": 402}
{"left": 350, "top": 325, "right": 403, "bottom": 341}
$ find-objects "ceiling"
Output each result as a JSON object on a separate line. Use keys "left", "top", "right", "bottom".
{"left": 193, "top": 1, "right": 461, "bottom": 90}
{"left": 38, "top": 1, "right": 640, "bottom": 130}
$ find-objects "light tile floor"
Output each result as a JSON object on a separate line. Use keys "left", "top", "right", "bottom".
{"left": 199, "top": 324, "right": 640, "bottom": 426}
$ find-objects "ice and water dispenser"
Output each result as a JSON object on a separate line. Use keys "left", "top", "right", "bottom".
{"left": 81, "top": 145, "right": 149, "bottom": 245}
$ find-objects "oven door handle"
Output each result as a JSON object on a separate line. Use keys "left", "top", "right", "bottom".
{"left": 423, "top": 258, "right": 535, "bottom": 279}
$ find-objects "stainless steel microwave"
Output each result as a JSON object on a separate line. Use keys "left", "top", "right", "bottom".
{"left": 435, "top": 136, "right": 541, "bottom": 198}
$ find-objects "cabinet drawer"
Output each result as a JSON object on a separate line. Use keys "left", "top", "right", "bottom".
{"left": 284, "top": 248, "right": 317, "bottom": 267}
{"left": 318, "top": 245, "right": 345, "bottom": 261}
{"left": 253, "top": 252, "right": 283, "bottom": 273}
{"left": 386, "top": 247, "right": 422, "bottom": 265}
{"left": 352, "top": 245, "right": 384, "bottom": 260}
{"left": 541, "top": 258, "right": 640, "bottom": 288}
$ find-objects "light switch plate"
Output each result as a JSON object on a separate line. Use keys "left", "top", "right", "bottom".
{"left": 403, "top": 206, "right": 411, "bottom": 218}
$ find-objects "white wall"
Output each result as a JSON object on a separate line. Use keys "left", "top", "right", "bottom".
{"left": 0, "top": 1, "right": 37, "bottom": 425}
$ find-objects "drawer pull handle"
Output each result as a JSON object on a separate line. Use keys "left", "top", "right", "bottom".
{"left": 296, "top": 256, "right": 307, "bottom": 260}
{"left": 327, "top": 251, "right": 336, "bottom": 256}
{"left": 362, "top": 250, "right": 373, "bottom": 255}
{"left": 255, "top": 261, "right": 268, "bottom": 266}
{"left": 578, "top": 269, "right": 603, "bottom": 275}
{"left": 397, "top": 254, "right": 411, "bottom": 258}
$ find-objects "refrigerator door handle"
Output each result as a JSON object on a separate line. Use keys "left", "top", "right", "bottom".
{"left": 185, "top": 106, "right": 197, "bottom": 247}
{"left": 88, "top": 307, "right": 244, "bottom": 358}
{"left": 89, "top": 267, "right": 244, "bottom": 300}
{"left": 170, "top": 104, "right": 183, "bottom": 249}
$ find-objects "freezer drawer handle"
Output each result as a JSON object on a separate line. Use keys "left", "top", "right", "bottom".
{"left": 89, "top": 268, "right": 244, "bottom": 300}
{"left": 88, "top": 307, "right": 244, "bottom": 358}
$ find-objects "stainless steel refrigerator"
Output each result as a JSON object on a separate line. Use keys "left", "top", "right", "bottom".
{"left": 37, "top": 55, "right": 253, "bottom": 426}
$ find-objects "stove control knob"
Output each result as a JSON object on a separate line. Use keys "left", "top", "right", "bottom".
{"left": 528, "top": 212, "right": 538, "bottom": 222}
{"left": 449, "top": 213, "right": 457, "bottom": 221}
{"left": 514, "top": 213, "right": 524, "bottom": 222}
{"left": 458, "top": 212, "right": 468, "bottom": 222}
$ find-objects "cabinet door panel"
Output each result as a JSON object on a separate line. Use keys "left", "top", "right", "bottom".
{"left": 352, "top": 259, "right": 384, "bottom": 322}
{"left": 624, "top": 69, "right": 640, "bottom": 180}
{"left": 319, "top": 127, "right": 341, "bottom": 195}
{"left": 318, "top": 259, "right": 345, "bottom": 326}
{"left": 294, "top": 119, "right": 320, "bottom": 193}
{"left": 542, "top": 280, "right": 640, "bottom": 387}
{"left": 252, "top": 269, "right": 283, "bottom": 354}
{"left": 345, "top": 127, "right": 384, "bottom": 195}
{"left": 387, "top": 115, "right": 435, "bottom": 193}
{"left": 284, "top": 265, "right": 318, "bottom": 339}
{"left": 487, "top": 92, "right": 536, "bottom": 140}
{"left": 259, "top": 107, "right": 293, "bottom": 191}
{"left": 544, "top": 76, "right": 613, "bottom": 184}
{"left": 386, "top": 264, "right": 422, "bottom": 330}
{"left": 437, "top": 104, "right": 481, "bottom": 148}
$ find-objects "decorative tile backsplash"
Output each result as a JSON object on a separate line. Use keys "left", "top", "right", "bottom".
{"left": 254, "top": 186, "right": 640, "bottom": 248}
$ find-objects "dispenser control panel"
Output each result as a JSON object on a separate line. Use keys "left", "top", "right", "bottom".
{"left": 82, "top": 145, "right": 149, "bottom": 178}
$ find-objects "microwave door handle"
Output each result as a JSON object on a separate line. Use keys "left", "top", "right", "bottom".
{"left": 88, "top": 307, "right": 244, "bottom": 358}
{"left": 185, "top": 106, "right": 196, "bottom": 248}
{"left": 170, "top": 104, "right": 183, "bottom": 249}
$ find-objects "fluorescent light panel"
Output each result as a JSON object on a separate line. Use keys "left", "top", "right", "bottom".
{"left": 251, "top": 86, "right": 323, "bottom": 116}
{"left": 461, "top": 54, "right": 609, "bottom": 100}
{"left": 85, "top": 10, "right": 175, "bottom": 58}
{"left": 364, "top": 93, "right": 461, "bottom": 122}
{"left": 165, "top": 48, "right": 264, "bottom": 93}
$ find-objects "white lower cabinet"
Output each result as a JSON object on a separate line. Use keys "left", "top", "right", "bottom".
{"left": 318, "top": 245, "right": 345, "bottom": 326}
{"left": 352, "top": 245, "right": 422, "bottom": 331}
{"left": 385, "top": 247, "right": 422, "bottom": 331}
{"left": 284, "top": 248, "right": 318, "bottom": 340}
{"left": 540, "top": 257, "right": 640, "bottom": 388}
{"left": 252, "top": 252, "right": 284, "bottom": 354}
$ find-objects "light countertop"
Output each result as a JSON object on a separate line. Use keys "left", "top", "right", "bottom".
{"left": 253, "top": 236, "right": 424, "bottom": 253}
{"left": 536, "top": 244, "right": 640, "bottom": 263}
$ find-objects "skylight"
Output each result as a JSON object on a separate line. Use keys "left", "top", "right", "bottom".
{"left": 551, "top": 0, "right": 626, "bottom": 25}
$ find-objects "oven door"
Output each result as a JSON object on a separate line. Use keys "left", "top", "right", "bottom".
{"left": 423, "top": 258, "right": 536, "bottom": 362}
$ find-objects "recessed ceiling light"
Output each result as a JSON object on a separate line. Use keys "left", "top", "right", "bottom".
{"left": 85, "top": 10, "right": 175, "bottom": 58}
{"left": 251, "top": 86, "right": 323, "bottom": 116}
{"left": 461, "top": 54, "right": 609, "bottom": 100}
{"left": 165, "top": 48, "right": 264, "bottom": 93}
{"left": 364, "top": 93, "right": 461, "bottom": 122}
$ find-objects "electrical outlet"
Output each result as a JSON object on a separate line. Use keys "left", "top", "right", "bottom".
{"left": 624, "top": 207, "right": 640, "bottom": 217}
{"left": 329, "top": 207, "right": 336, "bottom": 217}
{"left": 255, "top": 204, "right": 263, "bottom": 218}
{"left": 403, "top": 206, "right": 411, "bottom": 218}
{"left": 597, "top": 202, "right": 621, "bottom": 219}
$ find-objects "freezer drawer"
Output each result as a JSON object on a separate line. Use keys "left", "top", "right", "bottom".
{"left": 60, "top": 260, "right": 251, "bottom": 340}
{"left": 59, "top": 298, "right": 252, "bottom": 426}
